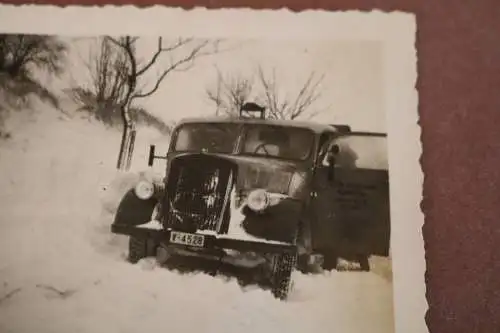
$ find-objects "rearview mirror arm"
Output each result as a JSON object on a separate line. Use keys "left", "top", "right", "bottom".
{"left": 148, "top": 145, "right": 167, "bottom": 167}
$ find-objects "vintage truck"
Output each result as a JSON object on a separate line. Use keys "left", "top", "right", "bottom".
{"left": 111, "top": 103, "right": 391, "bottom": 300}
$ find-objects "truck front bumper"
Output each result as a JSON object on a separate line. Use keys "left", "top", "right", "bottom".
{"left": 111, "top": 223, "right": 297, "bottom": 255}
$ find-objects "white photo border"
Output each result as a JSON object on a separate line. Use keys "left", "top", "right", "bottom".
{"left": 0, "top": 5, "right": 426, "bottom": 333}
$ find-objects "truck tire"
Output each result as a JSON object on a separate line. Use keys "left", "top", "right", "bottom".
{"left": 113, "top": 188, "right": 161, "bottom": 264}
{"left": 271, "top": 252, "right": 297, "bottom": 300}
{"left": 128, "top": 236, "right": 158, "bottom": 264}
{"left": 295, "top": 218, "right": 314, "bottom": 274}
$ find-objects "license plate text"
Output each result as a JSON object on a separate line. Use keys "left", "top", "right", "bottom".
{"left": 170, "top": 231, "right": 205, "bottom": 247}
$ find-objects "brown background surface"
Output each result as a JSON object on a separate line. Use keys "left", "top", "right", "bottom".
{"left": 1, "top": 1, "right": 499, "bottom": 332}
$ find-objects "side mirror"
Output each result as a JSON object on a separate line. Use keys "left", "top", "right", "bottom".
{"left": 148, "top": 144, "right": 168, "bottom": 167}
{"left": 148, "top": 145, "right": 156, "bottom": 167}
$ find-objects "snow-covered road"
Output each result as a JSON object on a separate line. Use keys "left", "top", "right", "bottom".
{"left": 0, "top": 103, "right": 394, "bottom": 333}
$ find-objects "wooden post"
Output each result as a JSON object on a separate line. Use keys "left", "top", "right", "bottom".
{"left": 116, "top": 103, "right": 136, "bottom": 171}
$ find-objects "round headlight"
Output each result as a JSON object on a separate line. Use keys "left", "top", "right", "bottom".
{"left": 246, "top": 189, "right": 269, "bottom": 212}
{"left": 134, "top": 180, "right": 155, "bottom": 200}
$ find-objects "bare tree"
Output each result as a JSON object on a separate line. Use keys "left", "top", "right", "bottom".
{"left": 0, "top": 34, "right": 67, "bottom": 78}
{"left": 206, "top": 66, "right": 254, "bottom": 117}
{"left": 206, "top": 65, "right": 325, "bottom": 121}
{"left": 70, "top": 37, "right": 173, "bottom": 134}
{"left": 72, "top": 35, "right": 221, "bottom": 170}
{"left": 0, "top": 34, "right": 67, "bottom": 111}
{"left": 256, "top": 65, "right": 325, "bottom": 120}
{"left": 90, "top": 38, "right": 129, "bottom": 110}
{"left": 69, "top": 37, "right": 129, "bottom": 125}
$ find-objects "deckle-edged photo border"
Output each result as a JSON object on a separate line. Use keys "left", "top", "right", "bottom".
{"left": 0, "top": 5, "right": 426, "bottom": 333}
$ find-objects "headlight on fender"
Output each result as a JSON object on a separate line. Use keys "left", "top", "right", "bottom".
{"left": 134, "top": 180, "right": 155, "bottom": 200}
{"left": 246, "top": 189, "right": 270, "bottom": 212}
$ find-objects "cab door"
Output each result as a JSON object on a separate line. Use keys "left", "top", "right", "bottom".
{"left": 311, "top": 132, "right": 391, "bottom": 259}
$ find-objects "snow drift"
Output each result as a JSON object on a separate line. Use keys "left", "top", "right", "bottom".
{"left": 0, "top": 99, "right": 394, "bottom": 333}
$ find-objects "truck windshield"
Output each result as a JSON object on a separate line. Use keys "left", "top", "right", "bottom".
{"left": 241, "top": 124, "right": 314, "bottom": 161}
{"left": 172, "top": 122, "right": 315, "bottom": 161}
{"left": 173, "top": 123, "right": 240, "bottom": 154}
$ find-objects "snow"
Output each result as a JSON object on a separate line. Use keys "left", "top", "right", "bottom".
{"left": 0, "top": 99, "right": 394, "bottom": 333}
{"left": 140, "top": 220, "right": 164, "bottom": 230}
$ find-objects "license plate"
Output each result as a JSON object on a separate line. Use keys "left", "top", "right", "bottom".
{"left": 170, "top": 231, "right": 205, "bottom": 247}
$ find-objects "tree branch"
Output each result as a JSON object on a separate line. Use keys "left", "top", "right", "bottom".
{"left": 205, "top": 64, "right": 255, "bottom": 116}
{"left": 132, "top": 39, "right": 216, "bottom": 100}
{"left": 253, "top": 65, "right": 325, "bottom": 120}
{"left": 0, "top": 288, "right": 21, "bottom": 304}
{"left": 136, "top": 37, "right": 193, "bottom": 77}
{"left": 106, "top": 36, "right": 138, "bottom": 107}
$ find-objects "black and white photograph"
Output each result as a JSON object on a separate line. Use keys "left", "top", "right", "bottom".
{"left": 0, "top": 6, "right": 425, "bottom": 333}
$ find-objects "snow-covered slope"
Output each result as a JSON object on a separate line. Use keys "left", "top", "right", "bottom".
{"left": 0, "top": 100, "right": 394, "bottom": 333}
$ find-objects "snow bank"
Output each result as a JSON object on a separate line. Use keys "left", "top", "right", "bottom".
{"left": 0, "top": 101, "right": 394, "bottom": 333}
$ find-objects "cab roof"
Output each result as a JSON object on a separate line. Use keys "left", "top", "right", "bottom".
{"left": 174, "top": 116, "right": 341, "bottom": 134}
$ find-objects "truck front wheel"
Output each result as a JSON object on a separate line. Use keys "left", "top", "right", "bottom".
{"left": 128, "top": 236, "right": 158, "bottom": 264}
{"left": 270, "top": 252, "right": 297, "bottom": 300}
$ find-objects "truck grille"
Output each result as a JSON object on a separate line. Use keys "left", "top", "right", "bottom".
{"left": 164, "top": 154, "right": 236, "bottom": 233}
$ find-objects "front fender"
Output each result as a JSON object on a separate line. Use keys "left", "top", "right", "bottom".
{"left": 240, "top": 198, "right": 304, "bottom": 244}
{"left": 113, "top": 189, "right": 158, "bottom": 226}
